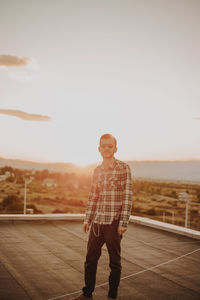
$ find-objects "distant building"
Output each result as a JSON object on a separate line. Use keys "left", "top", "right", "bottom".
{"left": 42, "top": 178, "right": 58, "bottom": 188}
{"left": 0, "top": 175, "right": 7, "bottom": 182}
{"left": 0, "top": 172, "right": 12, "bottom": 182}
{"left": 178, "top": 191, "right": 193, "bottom": 202}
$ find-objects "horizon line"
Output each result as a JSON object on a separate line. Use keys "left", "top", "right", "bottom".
{"left": 0, "top": 155, "right": 200, "bottom": 167}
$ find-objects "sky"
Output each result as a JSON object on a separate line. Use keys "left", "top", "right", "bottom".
{"left": 0, "top": 0, "right": 200, "bottom": 165}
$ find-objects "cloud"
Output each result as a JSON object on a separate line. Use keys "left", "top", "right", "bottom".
{"left": 193, "top": 117, "right": 200, "bottom": 120}
{"left": 0, "top": 54, "right": 39, "bottom": 82}
{"left": 0, "top": 54, "right": 31, "bottom": 67}
{"left": 0, "top": 109, "right": 52, "bottom": 122}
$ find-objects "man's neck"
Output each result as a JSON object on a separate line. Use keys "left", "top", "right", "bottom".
{"left": 102, "top": 157, "right": 115, "bottom": 169}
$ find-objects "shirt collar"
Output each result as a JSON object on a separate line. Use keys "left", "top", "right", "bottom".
{"left": 100, "top": 158, "right": 117, "bottom": 171}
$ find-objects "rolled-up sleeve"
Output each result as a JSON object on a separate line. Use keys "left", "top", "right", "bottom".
{"left": 119, "top": 165, "right": 133, "bottom": 227}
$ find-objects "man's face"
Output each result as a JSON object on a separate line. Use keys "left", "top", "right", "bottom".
{"left": 98, "top": 138, "right": 117, "bottom": 159}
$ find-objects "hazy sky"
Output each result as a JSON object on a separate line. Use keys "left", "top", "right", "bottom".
{"left": 0, "top": 0, "right": 200, "bottom": 165}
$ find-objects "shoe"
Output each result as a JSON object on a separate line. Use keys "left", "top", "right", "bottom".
{"left": 71, "top": 294, "right": 93, "bottom": 300}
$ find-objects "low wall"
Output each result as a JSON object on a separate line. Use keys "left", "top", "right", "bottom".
{"left": 0, "top": 214, "right": 200, "bottom": 240}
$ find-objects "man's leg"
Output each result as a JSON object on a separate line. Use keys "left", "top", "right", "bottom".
{"left": 105, "top": 220, "right": 122, "bottom": 299}
{"left": 82, "top": 223, "right": 104, "bottom": 297}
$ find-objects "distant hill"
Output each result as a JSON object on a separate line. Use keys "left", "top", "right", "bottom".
{"left": 0, "top": 157, "right": 199, "bottom": 182}
{"left": 127, "top": 160, "right": 200, "bottom": 183}
{"left": 0, "top": 157, "right": 94, "bottom": 174}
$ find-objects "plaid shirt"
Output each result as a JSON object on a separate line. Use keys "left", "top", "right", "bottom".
{"left": 84, "top": 158, "right": 133, "bottom": 227}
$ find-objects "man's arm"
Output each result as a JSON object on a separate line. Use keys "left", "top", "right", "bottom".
{"left": 118, "top": 164, "right": 133, "bottom": 234}
{"left": 83, "top": 223, "right": 90, "bottom": 233}
{"left": 83, "top": 170, "right": 98, "bottom": 232}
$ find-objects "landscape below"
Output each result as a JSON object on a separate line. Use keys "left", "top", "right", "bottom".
{"left": 0, "top": 165, "right": 200, "bottom": 231}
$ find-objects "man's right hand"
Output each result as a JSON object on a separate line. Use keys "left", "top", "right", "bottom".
{"left": 83, "top": 223, "right": 90, "bottom": 233}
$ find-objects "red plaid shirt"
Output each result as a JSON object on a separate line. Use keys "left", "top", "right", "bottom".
{"left": 84, "top": 158, "right": 133, "bottom": 227}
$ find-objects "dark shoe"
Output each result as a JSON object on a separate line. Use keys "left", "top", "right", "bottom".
{"left": 72, "top": 294, "right": 93, "bottom": 300}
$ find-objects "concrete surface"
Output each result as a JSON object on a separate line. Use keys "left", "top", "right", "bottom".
{"left": 0, "top": 219, "right": 200, "bottom": 300}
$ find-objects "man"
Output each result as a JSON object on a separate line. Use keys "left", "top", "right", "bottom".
{"left": 73, "top": 134, "right": 133, "bottom": 300}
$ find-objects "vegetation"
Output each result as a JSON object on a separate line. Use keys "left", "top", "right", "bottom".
{"left": 132, "top": 179, "right": 200, "bottom": 230}
{"left": 0, "top": 194, "right": 23, "bottom": 214}
{"left": 0, "top": 166, "right": 90, "bottom": 215}
{"left": 0, "top": 166, "right": 200, "bottom": 230}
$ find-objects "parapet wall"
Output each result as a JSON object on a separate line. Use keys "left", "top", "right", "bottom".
{"left": 0, "top": 214, "right": 200, "bottom": 240}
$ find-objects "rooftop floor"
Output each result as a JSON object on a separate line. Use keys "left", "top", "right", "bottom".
{"left": 0, "top": 219, "right": 200, "bottom": 300}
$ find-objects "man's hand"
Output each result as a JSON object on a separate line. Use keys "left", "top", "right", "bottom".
{"left": 117, "top": 226, "right": 127, "bottom": 236}
{"left": 83, "top": 223, "right": 90, "bottom": 233}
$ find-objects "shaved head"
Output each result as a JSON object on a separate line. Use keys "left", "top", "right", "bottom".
{"left": 99, "top": 134, "right": 117, "bottom": 147}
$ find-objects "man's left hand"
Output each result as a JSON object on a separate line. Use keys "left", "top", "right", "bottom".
{"left": 117, "top": 226, "right": 127, "bottom": 236}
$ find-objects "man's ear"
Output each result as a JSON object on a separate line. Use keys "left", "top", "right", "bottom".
{"left": 98, "top": 146, "right": 101, "bottom": 153}
{"left": 114, "top": 147, "right": 118, "bottom": 153}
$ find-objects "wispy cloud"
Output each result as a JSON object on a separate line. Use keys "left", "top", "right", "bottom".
{"left": 0, "top": 109, "right": 52, "bottom": 122}
{"left": 0, "top": 54, "right": 39, "bottom": 82}
{"left": 0, "top": 54, "right": 31, "bottom": 67}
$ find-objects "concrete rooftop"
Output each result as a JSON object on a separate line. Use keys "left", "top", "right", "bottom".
{"left": 0, "top": 217, "right": 200, "bottom": 300}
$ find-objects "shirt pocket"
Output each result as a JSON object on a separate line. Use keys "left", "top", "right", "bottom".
{"left": 108, "top": 178, "right": 122, "bottom": 191}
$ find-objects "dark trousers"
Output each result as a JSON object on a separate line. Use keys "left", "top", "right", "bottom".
{"left": 82, "top": 220, "right": 122, "bottom": 299}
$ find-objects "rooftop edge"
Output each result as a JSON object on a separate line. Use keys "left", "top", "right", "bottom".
{"left": 0, "top": 214, "right": 199, "bottom": 240}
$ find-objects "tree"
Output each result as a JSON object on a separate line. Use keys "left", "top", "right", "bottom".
{"left": 196, "top": 189, "right": 200, "bottom": 202}
{"left": 0, "top": 195, "right": 23, "bottom": 214}
{"left": 0, "top": 166, "right": 13, "bottom": 174}
{"left": 6, "top": 176, "right": 15, "bottom": 183}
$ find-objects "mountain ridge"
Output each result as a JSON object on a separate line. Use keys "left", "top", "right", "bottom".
{"left": 0, "top": 156, "right": 199, "bottom": 182}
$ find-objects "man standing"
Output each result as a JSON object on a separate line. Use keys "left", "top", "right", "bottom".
{"left": 73, "top": 134, "right": 133, "bottom": 300}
